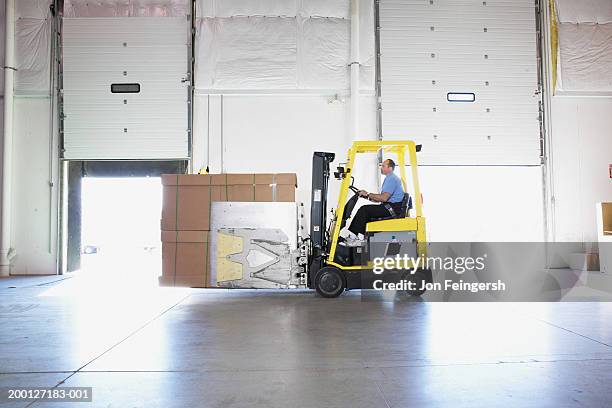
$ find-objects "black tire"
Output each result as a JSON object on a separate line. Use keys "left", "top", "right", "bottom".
{"left": 315, "top": 267, "right": 346, "bottom": 298}
{"left": 405, "top": 269, "right": 428, "bottom": 297}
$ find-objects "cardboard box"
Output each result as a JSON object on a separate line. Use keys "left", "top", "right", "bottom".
{"left": 224, "top": 174, "right": 255, "bottom": 201}
{"left": 276, "top": 184, "right": 296, "bottom": 202}
{"left": 161, "top": 184, "right": 178, "bottom": 230}
{"left": 226, "top": 174, "right": 254, "bottom": 185}
{"left": 227, "top": 185, "right": 255, "bottom": 201}
{"left": 603, "top": 203, "right": 612, "bottom": 235}
{"left": 160, "top": 230, "right": 210, "bottom": 288}
{"left": 254, "top": 173, "right": 297, "bottom": 186}
{"left": 162, "top": 175, "right": 212, "bottom": 231}
{"left": 209, "top": 174, "right": 228, "bottom": 201}
{"left": 161, "top": 172, "right": 297, "bottom": 231}
{"left": 177, "top": 185, "right": 211, "bottom": 230}
{"left": 177, "top": 174, "right": 211, "bottom": 186}
{"left": 210, "top": 185, "right": 228, "bottom": 202}
{"left": 254, "top": 173, "right": 297, "bottom": 202}
{"left": 211, "top": 174, "right": 227, "bottom": 185}
{"left": 255, "top": 184, "right": 296, "bottom": 202}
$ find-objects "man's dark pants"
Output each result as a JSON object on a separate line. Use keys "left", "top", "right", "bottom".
{"left": 348, "top": 203, "right": 401, "bottom": 236}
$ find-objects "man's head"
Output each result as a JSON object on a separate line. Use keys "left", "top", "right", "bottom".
{"left": 381, "top": 159, "right": 395, "bottom": 175}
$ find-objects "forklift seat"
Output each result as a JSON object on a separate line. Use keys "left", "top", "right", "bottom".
{"left": 369, "top": 193, "right": 412, "bottom": 223}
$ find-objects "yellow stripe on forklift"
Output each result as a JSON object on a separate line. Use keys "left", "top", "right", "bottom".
{"left": 366, "top": 217, "right": 419, "bottom": 232}
{"left": 326, "top": 261, "right": 372, "bottom": 271}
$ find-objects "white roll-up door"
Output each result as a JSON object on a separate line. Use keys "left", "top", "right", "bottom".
{"left": 379, "top": 0, "right": 541, "bottom": 165}
{"left": 62, "top": 17, "right": 189, "bottom": 160}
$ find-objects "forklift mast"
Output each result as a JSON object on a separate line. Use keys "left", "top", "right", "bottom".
{"left": 308, "top": 152, "right": 335, "bottom": 282}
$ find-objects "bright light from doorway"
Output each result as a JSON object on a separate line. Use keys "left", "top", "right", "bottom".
{"left": 81, "top": 177, "right": 162, "bottom": 287}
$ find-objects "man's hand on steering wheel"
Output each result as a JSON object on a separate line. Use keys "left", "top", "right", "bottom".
{"left": 358, "top": 190, "right": 369, "bottom": 198}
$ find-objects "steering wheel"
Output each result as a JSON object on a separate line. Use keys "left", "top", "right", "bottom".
{"left": 349, "top": 185, "right": 369, "bottom": 199}
{"left": 348, "top": 184, "right": 365, "bottom": 197}
{"left": 340, "top": 183, "right": 365, "bottom": 230}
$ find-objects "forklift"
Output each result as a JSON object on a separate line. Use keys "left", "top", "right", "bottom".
{"left": 307, "top": 140, "right": 433, "bottom": 298}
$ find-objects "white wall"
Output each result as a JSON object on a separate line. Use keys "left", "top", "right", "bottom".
{"left": 549, "top": 97, "right": 612, "bottom": 242}
{"left": 1, "top": 0, "right": 58, "bottom": 275}
{"left": 11, "top": 98, "right": 58, "bottom": 274}
{"left": 0, "top": 0, "right": 5, "bottom": 256}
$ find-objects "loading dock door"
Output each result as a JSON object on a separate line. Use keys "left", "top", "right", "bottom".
{"left": 62, "top": 17, "right": 189, "bottom": 160}
{"left": 379, "top": 0, "right": 541, "bottom": 165}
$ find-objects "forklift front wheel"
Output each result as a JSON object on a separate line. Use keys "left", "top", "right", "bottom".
{"left": 406, "top": 269, "right": 429, "bottom": 297}
{"left": 315, "top": 267, "right": 346, "bottom": 298}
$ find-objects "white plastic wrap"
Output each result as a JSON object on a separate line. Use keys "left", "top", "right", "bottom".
{"left": 16, "top": 0, "right": 51, "bottom": 19}
{"left": 196, "top": 17, "right": 298, "bottom": 89}
{"left": 555, "top": 0, "right": 612, "bottom": 24}
{"left": 359, "top": 0, "right": 374, "bottom": 89}
{"left": 197, "top": 0, "right": 297, "bottom": 18}
{"left": 197, "top": 0, "right": 351, "bottom": 18}
{"left": 300, "top": 0, "right": 350, "bottom": 18}
{"left": 298, "top": 17, "right": 349, "bottom": 89}
{"left": 64, "top": 0, "right": 189, "bottom": 17}
{"left": 8, "top": 0, "right": 53, "bottom": 94}
{"left": 0, "top": 0, "right": 5, "bottom": 95}
{"left": 195, "top": 0, "right": 374, "bottom": 91}
{"left": 15, "top": 17, "right": 51, "bottom": 95}
{"left": 557, "top": 22, "right": 612, "bottom": 92}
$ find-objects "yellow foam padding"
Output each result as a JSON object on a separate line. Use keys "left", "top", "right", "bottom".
{"left": 549, "top": 0, "right": 559, "bottom": 93}
{"left": 216, "top": 232, "right": 244, "bottom": 282}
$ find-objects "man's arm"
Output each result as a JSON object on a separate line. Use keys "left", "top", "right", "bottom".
{"left": 358, "top": 190, "right": 390, "bottom": 203}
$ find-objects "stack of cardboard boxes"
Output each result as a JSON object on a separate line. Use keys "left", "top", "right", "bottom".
{"left": 597, "top": 202, "right": 612, "bottom": 274}
{"left": 159, "top": 173, "right": 298, "bottom": 287}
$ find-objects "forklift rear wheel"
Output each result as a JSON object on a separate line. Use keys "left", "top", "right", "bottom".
{"left": 406, "top": 269, "right": 428, "bottom": 297}
{"left": 315, "top": 267, "right": 346, "bottom": 298}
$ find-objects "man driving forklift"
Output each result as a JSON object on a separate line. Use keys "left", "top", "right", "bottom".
{"left": 343, "top": 159, "right": 405, "bottom": 245}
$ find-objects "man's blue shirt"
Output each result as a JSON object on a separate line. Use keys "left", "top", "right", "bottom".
{"left": 381, "top": 172, "right": 405, "bottom": 203}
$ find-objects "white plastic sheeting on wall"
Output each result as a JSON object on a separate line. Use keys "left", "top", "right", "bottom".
{"left": 195, "top": 0, "right": 373, "bottom": 91}
{"left": 555, "top": 0, "right": 612, "bottom": 24}
{"left": 196, "top": 17, "right": 298, "bottom": 89}
{"left": 197, "top": 0, "right": 298, "bottom": 17}
{"left": 0, "top": 0, "right": 5, "bottom": 95}
{"left": 300, "top": 17, "right": 350, "bottom": 89}
{"left": 64, "top": 0, "right": 189, "bottom": 17}
{"left": 379, "top": 0, "right": 541, "bottom": 165}
{"left": 14, "top": 0, "right": 52, "bottom": 95}
{"left": 557, "top": 23, "right": 612, "bottom": 92}
{"left": 17, "top": 0, "right": 51, "bottom": 19}
{"left": 196, "top": 0, "right": 353, "bottom": 19}
{"left": 554, "top": 0, "right": 612, "bottom": 93}
{"left": 15, "top": 17, "right": 51, "bottom": 95}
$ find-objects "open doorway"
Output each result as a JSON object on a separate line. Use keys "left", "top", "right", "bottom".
{"left": 64, "top": 160, "right": 187, "bottom": 287}
{"left": 81, "top": 177, "right": 162, "bottom": 287}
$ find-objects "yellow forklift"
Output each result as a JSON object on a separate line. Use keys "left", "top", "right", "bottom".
{"left": 307, "top": 140, "right": 433, "bottom": 297}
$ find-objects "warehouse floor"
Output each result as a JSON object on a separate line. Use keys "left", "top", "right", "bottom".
{"left": 1, "top": 275, "right": 612, "bottom": 408}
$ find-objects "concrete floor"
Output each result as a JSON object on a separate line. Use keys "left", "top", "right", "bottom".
{"left": 1, "top": 275, "right": 612, "bottom": 408}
